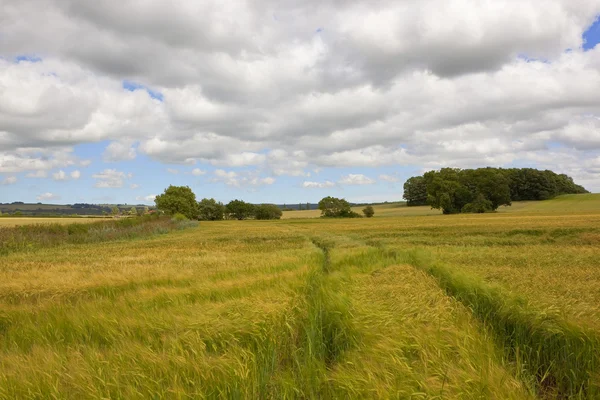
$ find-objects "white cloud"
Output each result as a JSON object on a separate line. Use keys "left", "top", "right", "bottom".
{"left": 1, "top": 176, "right": 18, "bottom": 185}
{"left": 338, "top": 174, "right": 376, "bottom": 185}
{"left": 379, "top": 174, "right": 400, "bottom": 183}
{"left": 26, "top": 170, "right": 48, "bottom": 178}
{"left": 70, "top": 170, "right": 81, "bottom": 179}
{"left": 0, "top": 2, "right": 599, "bottom": 190}
{"left": 167, "top": 168, "right": 179, "bottom": 174}
{"left": 103, "top": 141, "right": 136, "bottom": 162}
{"left": 52, "top": 170, "right": 67, "bottom": 181}
{"left": 191, "top": 168, "right": 206, "bottom": 176}
{"left": 36, "top": 192, "right": 60, "bottom": 201}
{"left": 303, "top": 180, "right": 336, "bottom": 189}
{"left": 92, "top": 169, "right": 131, "bottom": 188}
{"left": 130, "top": 183, "right": 140, "bottom": 189}
{"left": 211, "top": 169, "right": 275, "bottom": 188}
{"left": 136, "top": 194, "right": 156, "bottom": 203}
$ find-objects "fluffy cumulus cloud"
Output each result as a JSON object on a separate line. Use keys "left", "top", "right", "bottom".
{"left": 303, "top": 180, "right": 336, "bottom": 189}
{"left": 92, "top": 169, "right": 132, "bottom": 188}
{"left": 36, "top": 192, "right": 60, "bottom": 201}
{"left": 338, "top": 174, "right": 376, "bottom": 185}
{"left": 1, "top": 1, "right": 600, "bottom": 191}
{"left": 136, "top": 194, "right": 156, "bottom": 203}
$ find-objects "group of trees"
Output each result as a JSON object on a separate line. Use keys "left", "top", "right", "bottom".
{"left": 155, "top": 186, "right": 373, "bottom": 221}
{"left": 317, "top": 196, "right": 374, "bottom": 218}
{"left": 155, "top": 186, "right": 282, "bottom": 220}
{"left": 403, "top": 167, "right": 588, "bottom": 214}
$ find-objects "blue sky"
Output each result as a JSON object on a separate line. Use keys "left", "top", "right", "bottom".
{"left": 1, "top": 2, "right": 599, "bottom": 205}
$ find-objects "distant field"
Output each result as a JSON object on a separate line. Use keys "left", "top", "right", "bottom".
{"left": 0, "top": 217, "right": 105, "bottom": 227}
{"left": 0, "top": 194, "right": 599, "bottom": 398}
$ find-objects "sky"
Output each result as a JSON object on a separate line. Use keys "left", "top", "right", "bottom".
{"left": 1, "top": 1, "right": 600, "bottom": 205}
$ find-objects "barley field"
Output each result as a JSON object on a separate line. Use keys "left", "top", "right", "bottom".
{"left": 0, "top": 217, "right": 102, "bottom": 227}
{"left": 1, "top": 195, "right": 599, "bottom": 398}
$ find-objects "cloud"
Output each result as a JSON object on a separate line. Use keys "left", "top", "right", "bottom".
{"left": 52, "top": 170, "right": 68, "bottom": 181}
{"left": 1, "top": 176, "right": 18, "bottom": 185}
{"left": 302, "top": 180, "right": 336, "bottom": 189}
{"left": 26, "top": 170, "right": 48, "bottom": 178}
{"left": 92, "top": 169, "right": 131, "bottom": 188}
{"left": 211, "top": 169, "right": 275, "bottom": 188}
{"left": 103, "top": 141, "right": 136, "bottom": 162}
{"left": 130, "top": 183, "right": 140, "bottom": 189}
{"left": 167, "top": 168, "right": 179, "bottom": 174}
{"left": 378, "top": 174, "right": 400, "bottom": 183}
{"left": 36, "top": 192, "right": 60, "bottom": 201}
{"left": 70, "top": 170, "right": 81, "bottom": 179}
{"left": 338, "top": 174, "right": 376, "bottom": 185}
{"left": 136, "top": 194, "right": 156, "bottom": 203}
{"left": 1, "top": 1, "right": 600, "bottom": 190}
{"left": 191, "top": 168, "right": 206, "bottom": 176}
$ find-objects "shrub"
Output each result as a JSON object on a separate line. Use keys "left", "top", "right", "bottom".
{"left": 254, "top": 204, "right": 283, "bottom": 220}
{"left": 172, "top": 213, "right": 189, "bottom": 222}
{"left": 362, "top": 206, "right": 375, "bottom": 218}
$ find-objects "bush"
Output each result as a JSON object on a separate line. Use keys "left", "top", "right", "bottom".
{"left": 172, "top": 213, "right": 189, "bottom": 222}
{"left": 254, "top": 204, "right": 283, "bottom": 220}
{"left": 362, "top": 206, "right": 375, "bottom": 218}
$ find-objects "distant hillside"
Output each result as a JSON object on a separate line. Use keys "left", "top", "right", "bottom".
{"left": 0, "top": 203, "right": 153, "bottom": 216}
{"left": 275, "top": 200, "right": 403, "bottom": 211}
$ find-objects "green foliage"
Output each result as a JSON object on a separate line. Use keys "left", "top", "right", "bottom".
{"left": 403, "top": 176, "right": 428, "bottom": 206}
{"left": 154, "top": 185, "right": 198, "bottom": 219}
{"left": 129, "top": 207, "right": 137, "bottom": 215}
{"left": 111, "top": 206, "right": 120, "bottom": 215}
{"left": 171, "top": 213, "right": 189, "bottom": 222}
{"left": 254, "top": 204, "right": 283, "bottom": 220}
{"left": 226, "top": 199, "right": 255, "bottom": 220}
{"left": 318, "top": 197, "right": 355, "bottom": 218}
{"left": 409, "top": 167, "right": 585, "bottom": 214}
{"left": 198, "top": 198, "right": 225, "bottom": 221}
{"left": 461, "top": 193, "right": 494, "bottom": 213}
{"left": 362, "top": 206, "right": 375, "bottom": 218}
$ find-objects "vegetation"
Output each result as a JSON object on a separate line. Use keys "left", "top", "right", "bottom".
{"left": 362, "top": 205, "right": 374, "bottom": 217}
{"left": 254, "top": 204, "right": 283, "bottom": 220}
{"left": 154, "top": 185, "right": 198, "bottom": 219}
{"left": 318, "top": 196, "right": 361, "bottom": 218}
{"left": 1, "top": 194, "right": 599, "bottom": 398}
{"left": 226, "top": 199, "right": 255, "bottom": 220}
{"left": 197, "top": 198, "right": 225, "bottom": 221}
{"left": 403, "top": 167, "right": 588, "bottom": 214}
{"left": 0, "top": 215, "right": 197, "bottom": 255}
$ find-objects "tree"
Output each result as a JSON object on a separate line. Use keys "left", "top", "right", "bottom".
{"left": 144, "top": 206, "right": 149, "bottom": 214}
{"left": 198, "top": 198, "right": 225, "bottom": 221}
{"left": 111, "top": 206, "right": 120, "bottom": 215}
{"left": 226, "top": 199, "right": 255, "bottom": 220}
{"left": 318, "top": 196, "right": 359, "bottom": 217}
{"left": 363, "top": 205, "right": 375, "bottom": 218}
{"left": 462, "top": 193, "right": 494, "bottom": 213}
{"left": 424, "top": 168, "right": 472, "bottom": 214}
{"left": 154, "top": 185, "right": 198, "bottom": 219}
{"left": 255, "top": 204, "right": 283, "bottom": 220}
{"left": 403, "top": 176, "right": 428, "bottom": 206}
{"left": 129, "top": 206, "right": 137, "bottom": 215}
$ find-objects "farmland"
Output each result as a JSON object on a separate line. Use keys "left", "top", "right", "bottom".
{"left": 0, "top": 195, "right": 599, "bottom": 398}
{"left": 0, "top": 217, "right": 103, "bottom": 227}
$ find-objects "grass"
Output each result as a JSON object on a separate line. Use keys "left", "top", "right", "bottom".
{"left": 0, "top": 217, "right": 101, "bottom": 227}
{"left": 1, "top": 194, "right": 599, "bottom": 398}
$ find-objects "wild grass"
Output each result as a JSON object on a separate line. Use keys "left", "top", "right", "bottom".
{"left": 0, "top": 217, "right": 99, "bottom": 227}
{"left": 1, "top": 194, "right": 599, "bottom": 398}
{"left": 0, "top": 215, "right": 197, "bottom": 255}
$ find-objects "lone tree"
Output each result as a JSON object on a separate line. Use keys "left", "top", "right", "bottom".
{"left": 255, "top": 204, "right": 283, "bottom": 220}
{"left": 362, "top": 205, "right": 375, "bottom": 218}
{"left": 111, "top": 206, "right": 120, "bottom": 215}
{"left": 154, "top": 185, "right": 198, "bottom": 219}
{"left": 129, "top": 206, "right": 137, "bottom": 215}
{"left": 318, "top": 196, "right": 359, "bottom": 218}
{"left": 198, "top": 198, "right": 225, "bottom": 221}
{"left": 226, "top": 199, "right": 255, "bottom": 220}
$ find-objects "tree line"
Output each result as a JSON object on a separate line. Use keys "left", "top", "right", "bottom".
{"left": 403, "top": 167, "right": 588, "bottom": 214}
{"left": 154, "top": 186, "right": 375, "bottom": 220}
{"left": 154, "top": 186, "right": 284, "bottom": 220}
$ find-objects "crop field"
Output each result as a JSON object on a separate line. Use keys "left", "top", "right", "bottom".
{"left": 0, "top": 217, "right": 103, "bottom": 227}
{"left": 1, "top": 195, "right": 599, "bottom": 398}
